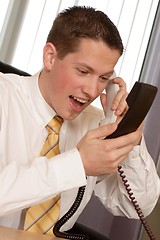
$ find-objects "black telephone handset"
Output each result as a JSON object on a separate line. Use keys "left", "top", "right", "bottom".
{"left": 104, "top": 81, "right": 158, "bottom": 139}
{"left": 53, "top": 81, "right": 158, "bottom": 240}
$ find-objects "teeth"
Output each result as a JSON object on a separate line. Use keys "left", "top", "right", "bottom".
{"left": 73, "top": 96, "right": 88, "bottom": 104}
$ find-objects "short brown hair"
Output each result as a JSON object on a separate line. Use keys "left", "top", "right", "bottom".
{"left": 47, "top": 6, "right": 124, "bottom": 59}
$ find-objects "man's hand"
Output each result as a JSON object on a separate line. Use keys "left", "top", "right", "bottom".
{"left": 100, "top": 77, "right": 128, "bottom": 119}
{"left": 77, "top": 123, "right": 142, "bottom": 176}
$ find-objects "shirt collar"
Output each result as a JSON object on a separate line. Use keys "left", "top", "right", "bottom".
{"left": 28, "top": 71, "right": 56, "bottom": 128}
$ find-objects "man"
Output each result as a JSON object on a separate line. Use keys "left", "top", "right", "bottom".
{"left": 0, "top": 6, "right": 159, "bottom": 240}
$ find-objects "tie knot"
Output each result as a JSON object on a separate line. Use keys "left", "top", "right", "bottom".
{"left": 40, "top": 116, "right": 63, "bottom": 157}
{"left": 46, "top": 116, "right": 63, "bottom": 134}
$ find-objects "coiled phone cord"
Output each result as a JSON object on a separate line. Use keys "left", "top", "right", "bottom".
{"left": 53, "top": 186, "right": 89, "bottom": 240}
{"left": 53, "top": 166, "right": 157, "bottom": 240}
{"left": 118, "top": 165, "right": 157, "bottom": 240}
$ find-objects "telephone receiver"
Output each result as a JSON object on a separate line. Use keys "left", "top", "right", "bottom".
{"left": 100, "top": 74, "right": 158, "bottom": 139}
{"left": 53, "top": 77, "right": 158, "bottom": 240}
{"left": 100, "top": 71, "right": 119, "bottom": 126}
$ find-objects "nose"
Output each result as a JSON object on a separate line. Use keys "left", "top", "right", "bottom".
{"left": 83, "top": 77, "right": 99, "bottom": 99}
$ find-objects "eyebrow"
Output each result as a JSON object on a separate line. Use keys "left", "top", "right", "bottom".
{"left": 75, "top": 63, "right": 94, "bottom": 72}
{"left": 75, "top": 62, "right": 114, "bottom": 76}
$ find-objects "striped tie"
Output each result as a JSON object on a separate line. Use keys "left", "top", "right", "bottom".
{"left": 24, "top": 116, "right": 63, "bottom": 236}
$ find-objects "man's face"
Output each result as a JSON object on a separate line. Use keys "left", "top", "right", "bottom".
{"left": 40, "top": 39, "right": 120, "bottom": 120}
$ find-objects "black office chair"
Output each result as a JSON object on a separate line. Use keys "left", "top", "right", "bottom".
{"left": 0, "top": 60, "right": 110, "bottom": 240}
{"left": 0, "top": 61, "right": 30, "bottom": 76}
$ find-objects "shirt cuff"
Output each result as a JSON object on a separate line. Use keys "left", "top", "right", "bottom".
{"left": 49, "top": 148, "right": 87, "bottom": 192}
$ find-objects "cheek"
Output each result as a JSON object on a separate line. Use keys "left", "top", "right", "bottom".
{"left": 56, "top": 69, "right": 77, "bottom": 92}
{"left": 49, "top": 76, "right": 70, "bottom": 103}
{"left": 50, "top": 60, "right": 78, "bottom": 97}
{"left": 56, "top": 73, "right": 71, "bottom": 91}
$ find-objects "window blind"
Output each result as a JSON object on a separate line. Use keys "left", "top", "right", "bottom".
{"left": 0, "top": 0, "right": 159, "bottom": 108}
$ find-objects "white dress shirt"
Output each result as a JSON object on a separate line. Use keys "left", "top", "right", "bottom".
{"left": 0, "top": 72, "right": 159, "bottom": 231}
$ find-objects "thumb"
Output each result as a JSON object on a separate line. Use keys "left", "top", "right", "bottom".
{"left": 89, "top": 123, "right": 118, "bottom": 140}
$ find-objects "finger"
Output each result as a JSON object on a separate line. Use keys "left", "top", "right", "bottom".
{"left": 112, "top": 77, "right": 126, "bottom": 90}
{"left": 87, "top": 123, "right": 117, "bottom": 140}
{"left": 138, "top": 122, "right": 144, "bottom": 130}
{"left": 102, "top": 145, "right": 133, "bottom": 173}
{"left": 114, "top": 93, "right": 128, "bottom": 116}
{"left": 104, "top": 130, "right": 139, "bottom": 149}
{"left": 114, "top": 144, "right": 133, "bottom": 163}
{"left": 110, "top": 82, "right": 127, "bottom": 112}
{"left": 106, "top": 153, "right": 131, "bottom": 173}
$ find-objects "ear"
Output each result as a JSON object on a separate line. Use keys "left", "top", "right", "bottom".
{"left": 43, "top": 43, "right": 57, "bottom": 71}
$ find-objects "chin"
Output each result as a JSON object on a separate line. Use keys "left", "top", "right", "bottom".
{"left": 63, "top": 112, "right": 80, "bottom": 121}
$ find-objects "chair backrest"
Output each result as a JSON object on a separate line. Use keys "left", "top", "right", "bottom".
{"left": 0, "top": 61, "right": 30, "bottom": 76}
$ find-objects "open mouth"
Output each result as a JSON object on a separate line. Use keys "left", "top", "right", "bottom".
{"left": 69, "top": 95, "right": 89, "bottom": 109}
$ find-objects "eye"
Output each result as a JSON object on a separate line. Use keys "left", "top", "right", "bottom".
{"left": 77, "top": 68, "right": 88, "bottom": 75}
{"left": 100, "top": 76, "right": 110, "bottom": 82}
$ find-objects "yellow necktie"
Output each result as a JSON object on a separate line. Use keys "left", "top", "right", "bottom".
{"left": 24, "top": 116, "right": 63, "bottom": 236}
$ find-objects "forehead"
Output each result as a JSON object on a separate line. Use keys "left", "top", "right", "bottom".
{"left": 69, "top": 38, "right": 120, "bottom": 73}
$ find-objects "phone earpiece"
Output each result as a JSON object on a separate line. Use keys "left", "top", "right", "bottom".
{"left": 100, "top": 78, "right": 119, "bottom": 126}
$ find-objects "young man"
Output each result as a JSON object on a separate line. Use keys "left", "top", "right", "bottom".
{"left": 0, "top": 6, "right": 159, "bottom": 240}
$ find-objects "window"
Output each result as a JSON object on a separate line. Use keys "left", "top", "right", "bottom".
{"left": 0, "top": 0, "right": 159, "bottom": 108}
{"left": 0, "top": 0, "right": 10, "bottom": 45}
{"left": 0, "top": 0, "right": 10, "bottom": 31}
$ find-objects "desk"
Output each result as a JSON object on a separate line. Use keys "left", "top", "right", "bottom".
{"left": 0, "top": 226, "right": 64, "bottom": 240}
